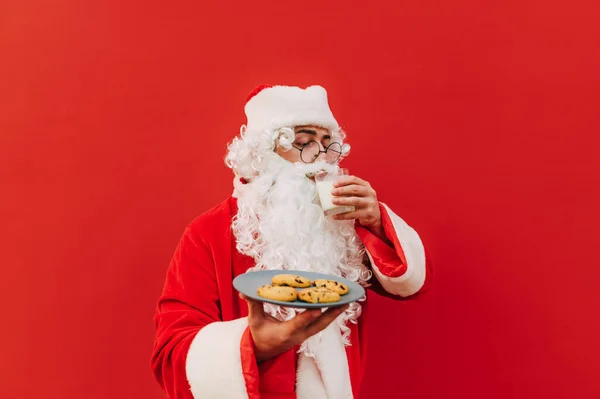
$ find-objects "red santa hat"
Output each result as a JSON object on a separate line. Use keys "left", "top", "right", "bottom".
{"left": 244, "top": 84, "right": 339, "bottom": 133}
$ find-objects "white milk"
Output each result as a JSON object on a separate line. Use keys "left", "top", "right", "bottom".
{"left": 315, "top": 176, "right": 355, "bottom": 216}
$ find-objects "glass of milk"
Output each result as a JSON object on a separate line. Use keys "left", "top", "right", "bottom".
{"left": 315, "top": 168, "right": 356, "bottom": 216}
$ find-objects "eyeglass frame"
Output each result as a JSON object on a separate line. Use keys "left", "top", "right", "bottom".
{"left": 291, "top": 140, "right": 343, "bottom": 164}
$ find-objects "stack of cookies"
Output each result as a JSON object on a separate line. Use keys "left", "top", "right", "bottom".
{"left": 257, "top": 274, "right": 349, "bottom": 304}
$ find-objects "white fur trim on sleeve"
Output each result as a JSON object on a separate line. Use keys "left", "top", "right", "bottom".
{"left": 185, "top": 318, "right": 249, "bottom": 399}
{"left": 367, "top": 203, "right": 427, "bottom": 297}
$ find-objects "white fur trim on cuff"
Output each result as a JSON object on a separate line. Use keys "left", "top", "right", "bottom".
{"left": 296, "top": 322, "right": 353, "bottom": 399}
{"left": 367, "top": 203, "right": 427, "bottom": 297}
{"left": 186, "top": 318, "right": 249, "bottom": 399}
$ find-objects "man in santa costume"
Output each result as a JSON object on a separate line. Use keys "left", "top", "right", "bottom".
{"left": 151, "top": 84, "right": 432, "bottom": 399}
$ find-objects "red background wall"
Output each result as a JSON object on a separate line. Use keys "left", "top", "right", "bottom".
{"left": 1, "top": 1, "right": 599, "bottom": 398}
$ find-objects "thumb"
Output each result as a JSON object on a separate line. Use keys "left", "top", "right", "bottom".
{"left": 286, "top": 309, "right": 322, "bottom": 330}
{"left": 303, "top": 304, "right": 349, "bottom": 338}
{"left": 240, "top": 293, "right": 265, "bottom": 321}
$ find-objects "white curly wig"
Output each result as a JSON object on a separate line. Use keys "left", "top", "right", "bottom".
{"left": 225, "top": 124, "right": 350, "bottom": 182}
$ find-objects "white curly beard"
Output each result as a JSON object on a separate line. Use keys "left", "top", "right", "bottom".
{"left": 232, "top": 153, "right": 372, "bottom": 354}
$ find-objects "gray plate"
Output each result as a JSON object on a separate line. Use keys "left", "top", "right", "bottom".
{"left": 233, "top": 269, "right": 366, "bottom": 309}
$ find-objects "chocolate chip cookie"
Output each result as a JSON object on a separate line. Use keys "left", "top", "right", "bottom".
{"left": 298, "top": 287, "right": 341, "bottom": 304}
{"left": 312, "top": 279, "right": 349, "bottom": 295}
{"left": 271, "top": 274, "right": 312, "bottom": 288}
{"left": 257, "top": 284, "right": 298, "bottom": 302}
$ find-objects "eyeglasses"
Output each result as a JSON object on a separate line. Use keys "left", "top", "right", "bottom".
{"left": 291, "top": 140, "right": 343, "bottom": 164}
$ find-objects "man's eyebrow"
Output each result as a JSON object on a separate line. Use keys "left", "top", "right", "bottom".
{"left": 295, "top": 129, "right": 331, "bottom": 139}
{"left": 295, "top": 129, "right": 317, "bottom": 135}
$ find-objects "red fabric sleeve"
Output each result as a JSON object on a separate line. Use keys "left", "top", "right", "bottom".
{"left": 151, "top": 226, "right": 216, "bottom": 398}
{"left": 151, "top": 222, "right": 260, "bottom": 399}
{"left": 241, "top": 324, "right": 297, "bottom": 397}
{"left": 355, "top": 203, "right": 433, "bottom": 299}
{"left": 240, "top": 328, "right": 261, "bottom": 399}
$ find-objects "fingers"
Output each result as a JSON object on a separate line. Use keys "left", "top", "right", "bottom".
{"left": 332, "top": 210, "right": 362, "bottom": 221}
{"left": 334, "top": 209, "right": 381, "bottom": 226}
{"left": 333, "top": 175, "right": 369, "bottom": 188}
{"left": 331, "top": 196, "right": 370, "bottom": 207}
{"left": 331, "top": 184, "right": 370, "bottom": 197}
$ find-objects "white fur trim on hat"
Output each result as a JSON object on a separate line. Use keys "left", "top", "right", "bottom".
{"left": 244, "top": 85, "right": 339, "bottom": 133}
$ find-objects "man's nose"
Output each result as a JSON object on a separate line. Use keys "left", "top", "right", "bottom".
{"left": 314, "top": 141, "right": 327, "bottom": 161}
{"left": 315, "top": 143, "right": 325, "bottom": 161}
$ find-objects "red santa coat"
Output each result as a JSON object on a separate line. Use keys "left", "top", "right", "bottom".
{"left": 151, "top": 196, "right": 431, "bottom": 399}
